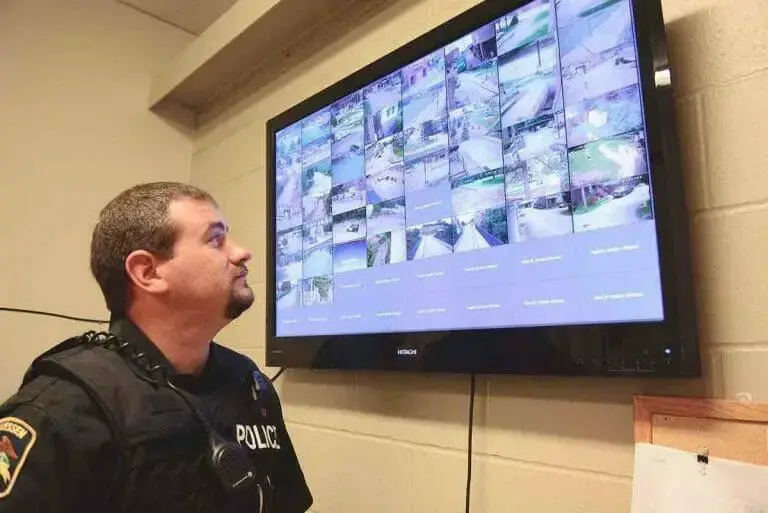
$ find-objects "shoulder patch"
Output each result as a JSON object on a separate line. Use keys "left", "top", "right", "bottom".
{"left": 251, "top": 370, "right": 270, "bottom": 402}
{"left": 0, "top": 417, "right": 37, "bottom": 499}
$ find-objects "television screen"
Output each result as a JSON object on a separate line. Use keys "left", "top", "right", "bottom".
{"left": 274, "top": 0, "right": 660, "bottom": 338}
{"left": 267, "top": 0, "right": 698, "bottom": 376}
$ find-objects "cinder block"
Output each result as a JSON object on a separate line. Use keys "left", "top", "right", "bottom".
{"left": 287, "top": 423, "right": 415, "bottom": 513}
{"left": 716, "top": 349, "right": 768, "bottom": 402}
{"left": 348, "top": 371, "right": 479, "bottom": 450}
{"left": 191, "top": 119, "right": 264, "bottom": 191}
{"left": 195, "top": 98, "right": 265, "bottom": 158}
{"left": 700, "top": 346, "right": 725, "bottom": 398}
{"left": 411, "top": 448, "right": 467, "bottom": 513}
{"left": 413, "top": 447, "right": 632, "bottom": 513}
{"left": 665, "top": 0, "right": 768, "bottom": 95}
{"left": 471, "top": 454, "right": 631, "bottom": 513}
{"left": 484, "top": 376, "right": 702, "bottom": 477}
{"left": 674, "top": 94, "right": 709, "bottom": 211}
{"left": 278, "top": 369, "right": 358, "bottom": 429}
{"left": 703, "top": 72, "right": 768, "bottom": 208}
{"left": 485, "top": 379, "right": 635, "bottom": 476}
{"left": 691, "top": 206, "right": 768, "bottom": 345}
{"left": 660, "top": 0, "right": 721, "bottom": 23}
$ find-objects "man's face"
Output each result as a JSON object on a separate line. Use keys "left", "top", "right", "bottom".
{"left": 159, "top": 198, "right": 255, "bottom": 321}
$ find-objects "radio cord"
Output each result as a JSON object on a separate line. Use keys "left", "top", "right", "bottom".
{"left": 0, "top": 307, "right": 286, "bottom": 382}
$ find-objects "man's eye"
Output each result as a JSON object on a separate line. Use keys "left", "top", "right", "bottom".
{"left": 210, "top": 234, "right": 224, "bottom": 246}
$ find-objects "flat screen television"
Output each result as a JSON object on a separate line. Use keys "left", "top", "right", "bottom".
{"left": 265, "top": 0, "right": 699, "bottom": 377}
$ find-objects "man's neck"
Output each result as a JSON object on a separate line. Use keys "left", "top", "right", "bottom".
{"left": 127, "top": 307, "right": 221, "bottom": 376}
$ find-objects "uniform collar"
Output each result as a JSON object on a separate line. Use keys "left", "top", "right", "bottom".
{"left": 108, "top": 316, "right": 218, "bottom": 385}
{"left": 108, "top": 316, "right": 171, "bottom": 369}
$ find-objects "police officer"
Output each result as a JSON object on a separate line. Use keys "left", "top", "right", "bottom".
{"left": 0, "top": 182, "right": 313, "bottom": 513}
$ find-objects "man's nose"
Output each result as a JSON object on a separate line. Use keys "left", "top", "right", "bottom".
{"left": 230, "top": 239, "right": 253, "bottom": 264}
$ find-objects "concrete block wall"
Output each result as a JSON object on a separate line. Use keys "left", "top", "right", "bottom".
{"left": 189, "top": 0, "right": 768, "bottom": 511}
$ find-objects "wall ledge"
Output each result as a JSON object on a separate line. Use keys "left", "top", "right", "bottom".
{"left": 148, "top": 0, "right": 350, "bottom": 129}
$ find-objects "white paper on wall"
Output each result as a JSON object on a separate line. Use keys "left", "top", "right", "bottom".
{"left": 632, "top": 442, "right": 768, "bottom": 513}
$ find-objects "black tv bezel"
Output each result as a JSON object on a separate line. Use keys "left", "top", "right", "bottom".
{"left": 264, "top": 0, "right": 699, "bottom": 378}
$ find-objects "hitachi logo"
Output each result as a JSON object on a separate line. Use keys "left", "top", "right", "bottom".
{"left": 397, "top": 348, "right": 418, "bottom": 356}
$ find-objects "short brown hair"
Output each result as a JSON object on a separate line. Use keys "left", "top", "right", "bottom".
{"left": 90, "top": 181, "right": 217, "bottom": 317}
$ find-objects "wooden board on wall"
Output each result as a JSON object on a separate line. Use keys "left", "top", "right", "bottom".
{"left": 633, "top": 395, "right": 768, "bottom": 466}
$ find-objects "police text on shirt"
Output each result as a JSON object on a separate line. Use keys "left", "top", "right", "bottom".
{"left": 235, "top": 424, "right": 281, "bottom": 450}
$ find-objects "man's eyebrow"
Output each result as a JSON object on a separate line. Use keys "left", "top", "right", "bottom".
{"left": 206, "top": 221, "right": 229, "bottom": 234}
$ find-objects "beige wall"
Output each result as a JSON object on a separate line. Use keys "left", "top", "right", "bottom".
{"left": 0, "top": 0, "right": 194, "bottom": 395}
{"left": 189, "top": 0, "right": 768, "bottom": 511}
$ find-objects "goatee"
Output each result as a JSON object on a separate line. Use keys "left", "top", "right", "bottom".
{"left": 225, "top": 288, "right": 255, "bottom": 319}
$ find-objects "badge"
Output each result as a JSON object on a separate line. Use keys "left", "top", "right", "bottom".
{"left": 0, "top": 417, "right": 37, "bottom": 498}
{"left": 251, "top": 370, "right": 268, "bottom": 402}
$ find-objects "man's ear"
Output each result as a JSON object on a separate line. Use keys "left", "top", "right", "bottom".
{"left": 124, "top": 250, "right": 169, "bottom": 294}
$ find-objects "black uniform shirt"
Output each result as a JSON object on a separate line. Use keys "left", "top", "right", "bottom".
{"left": 0, "top": 318, "right": 312, "bottom": 513}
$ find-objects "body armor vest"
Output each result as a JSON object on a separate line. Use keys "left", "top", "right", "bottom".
{"left": 23, "top": 343, "right": 263, "bottom": 513}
